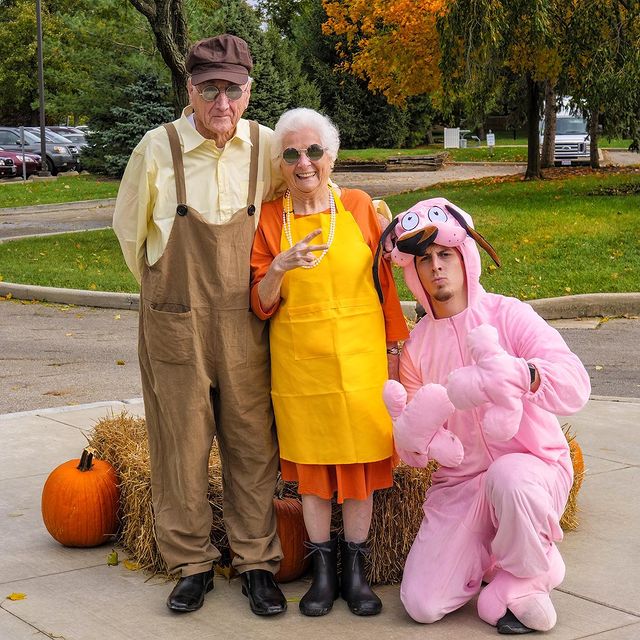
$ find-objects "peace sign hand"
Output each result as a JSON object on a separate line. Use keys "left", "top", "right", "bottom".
{"left": 273, "top": 228, "right": 329, "bottom": 273}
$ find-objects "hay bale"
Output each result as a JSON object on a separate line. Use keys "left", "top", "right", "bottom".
{"left": 560, "top": 423, "right": 585, "bottom": 532}
{"left": 87, "top": 413, "right": 583, "bottom": 583}
{"left": 368, "top": 462, "right": 436, "bottom": 584}
{"left": 89, "top": 412, "right": 227, "bottom": 576}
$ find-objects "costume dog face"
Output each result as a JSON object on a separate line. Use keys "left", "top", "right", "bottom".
{"left": 374, "top": 197, "right": 500, "bottom": 308}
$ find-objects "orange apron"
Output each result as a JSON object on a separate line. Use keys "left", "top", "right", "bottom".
{"left": 270, "top": 190, "right": 393, "bottom": 465}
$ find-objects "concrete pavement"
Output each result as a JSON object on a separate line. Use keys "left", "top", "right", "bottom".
{"left": 1, "top": 283, "right": 639, "bottom": 639}
{"left": 1, "top": 396, "right": 639, "bottom": 639}
{"left": 2, "top": 159, "right": 639, "bottom": 638}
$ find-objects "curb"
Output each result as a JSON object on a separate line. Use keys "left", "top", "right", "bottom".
{"left": 1, "top": 281, "right": 639, "bottom": 320}
{"left": 0, "top": 397, "right": 144, "bottom": 421}
{"left": 0, "top": 227, "right": 111, "bottom": 244}
{"left": 2, "top": 394, "right": 638, "bottom": 422}
{"left": 0, "top": 198, "right": 116, "bottom": 216}
{"left": 0, "top": 282, "right": 139, "bottom": 310}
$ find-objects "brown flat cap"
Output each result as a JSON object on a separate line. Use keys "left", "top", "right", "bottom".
{"left": 186, "top": 34, "right": 253, "bottom": 86}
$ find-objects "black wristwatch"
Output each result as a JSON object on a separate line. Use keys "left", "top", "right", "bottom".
{"left": 528, "top": 364, "right": 537, "bottom": 386}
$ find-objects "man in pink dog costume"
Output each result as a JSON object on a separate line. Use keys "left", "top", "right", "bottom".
{"left": 376, "top": 197, "right": 590, "bottom": 634}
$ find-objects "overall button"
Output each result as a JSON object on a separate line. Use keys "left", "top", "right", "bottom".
{"left": 176, "top": 204, "right": 188, "bottom": 216}
{"left": 247, "top": 204, "right": 256, "bottom": 216}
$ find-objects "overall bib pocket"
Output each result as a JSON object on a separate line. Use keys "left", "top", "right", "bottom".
{"left": 143, "top": 303, "right": 195, "bottom": 364}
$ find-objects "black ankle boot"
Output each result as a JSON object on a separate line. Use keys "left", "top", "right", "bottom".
{"left": 340, "top": 539, "right": 382, "bottom": 616}
{"left": 299, "top": 538, "right": 339, "bottom": 616}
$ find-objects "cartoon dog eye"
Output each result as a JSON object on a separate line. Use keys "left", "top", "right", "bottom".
{"left": 401, "top": 211, "right": 420, "bottom": 231}
{"left": 428, "top": 206, "right": 448, "bottom": 222}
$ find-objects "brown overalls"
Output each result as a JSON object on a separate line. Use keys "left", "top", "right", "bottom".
{"left": 138, "top": 121, "right": 282, "bottom": 578}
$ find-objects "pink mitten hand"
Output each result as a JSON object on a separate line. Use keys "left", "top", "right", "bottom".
{"left": 383, "top": 380, "right": 407, "bottom": 418}
{"left": 386, "top": 382, "right": 464, "bottom": 467}
{"left": 428, "top": 429, "right": 464, "bottom": 467}
{"left": 447, "top": 324, "right": 530, "bottom": 442}
{"left": 395, "top": 446, "right": 430, "bottom": 468}
{"left": 446, "top": 363, "right": 489, "bottom": 410}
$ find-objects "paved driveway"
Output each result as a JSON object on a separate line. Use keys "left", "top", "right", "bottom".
{"left": 0, "top": 164, "right": 527, "bottom": 240}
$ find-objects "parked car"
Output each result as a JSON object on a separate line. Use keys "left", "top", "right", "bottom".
{"left": 49, "top": 126, "right": 88, "bottom": 149}
{"left": 25, "top": 127, "right": 82, "bottom": 170}
{"left": 0, "top": 126, "right": 79, "bottom": 175}
{"left": 0, "top": 153, "right": 17, "bottom": 178}
{"left": 0, "top": 147, "right": 42, "bottom": 177}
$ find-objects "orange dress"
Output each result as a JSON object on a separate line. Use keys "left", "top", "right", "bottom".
{"left": 250, "top": 188, "right": 408, "bottom": 502}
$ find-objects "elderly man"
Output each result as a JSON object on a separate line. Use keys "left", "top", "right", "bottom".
{"left": 113, "top": 34, "right": 286, "bottom": 616}
{"left": 380, "top": 197, "right": 590, "bottom": 634}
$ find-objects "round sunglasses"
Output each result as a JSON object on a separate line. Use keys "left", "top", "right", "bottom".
{"left": 281, "top": 144, "right": 326, "bottom": 164}
{"left": 196, "top": 84, "right": 246, "bottom": 102}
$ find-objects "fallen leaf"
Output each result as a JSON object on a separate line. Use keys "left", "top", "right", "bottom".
{"left": 89, "top": 283, "right": 97, "bottom": 290}
{"left": 214, "top": 563, "right": 236, "bottom": 581}
{"left": 123, "top": 560, "right": 140, "bottom": 571}
{"left": 116, "top": 360, "right": 126, "bottom": 366}
{"left": 114, "top": 314, "right": 121, "bottom": 320}
{"left": 595, "top": 365, "right": 604, "bottom": 371}
{"left": 107, "top": 550, "right": 119, "bottom": 566}
{"left": 65, "top": 332, "right": 73, "bottom": 336}
{"left": 6, "top": 593, "right": 26, "bottom": 601}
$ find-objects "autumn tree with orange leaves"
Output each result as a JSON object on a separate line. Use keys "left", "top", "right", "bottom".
{"left": 323, "top": 0, "right": 575, "bottom": 179}
{"left": 322, "top": 0, "right": 446, "bottom": 106}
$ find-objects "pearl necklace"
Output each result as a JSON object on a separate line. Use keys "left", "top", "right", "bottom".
{"left": 282, "top": 185, "right": 337, "bottom": 268}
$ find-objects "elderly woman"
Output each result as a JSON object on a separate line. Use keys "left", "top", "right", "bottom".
{"left": 250, "top": 108, "right": 408, "bottom": 617}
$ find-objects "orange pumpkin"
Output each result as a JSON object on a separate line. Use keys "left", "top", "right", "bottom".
{"left": 273, "top": 496, "right": 310, "bottom": 583}
{"left": 569, "top": 437, "right": 585, "bottom": 492}
{"left": 41, "top": 448, "right": 120, "bottom": 547}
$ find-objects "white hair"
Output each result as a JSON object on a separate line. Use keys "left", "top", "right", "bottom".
{"left": 272, "top": 108, "right": 340, "bottom": 165}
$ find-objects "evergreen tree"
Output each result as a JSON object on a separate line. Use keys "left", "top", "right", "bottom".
{"left": 81, "top": 75, "right": 173, "bottom": 177}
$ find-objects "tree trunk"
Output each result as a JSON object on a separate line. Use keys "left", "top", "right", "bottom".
{"left": 525, "top": 74, "right": 542, "bottom": 180}
{"left": 540, "top": 81, "right": 557, "bottom": 169}
{"left": 589, "top": 107, "right": 600, "bottom": 168}
{"left": 128, "top": 0, "right": 190, "bottom": 117}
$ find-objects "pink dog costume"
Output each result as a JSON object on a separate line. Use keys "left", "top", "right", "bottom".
{"left": 379, "top": 198, "right": 590, "bottom": 631}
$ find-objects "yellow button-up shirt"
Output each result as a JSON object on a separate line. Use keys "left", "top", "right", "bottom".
{"left": 113, "top": 107, "right": 283, "bottom": 283}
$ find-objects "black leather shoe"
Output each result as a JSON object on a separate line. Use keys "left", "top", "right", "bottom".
{"left": 166, "top": 568, "right": 214, "bottom": 612}
{"left": 241, "top": 569, "right": 287, "bottom": 616}
{"left": 497, "top": 609, "right": 534, "bottom": 634}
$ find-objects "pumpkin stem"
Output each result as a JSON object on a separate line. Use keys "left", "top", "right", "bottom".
{"left": 77, "top": 449, "right": 94, "bottom": 472}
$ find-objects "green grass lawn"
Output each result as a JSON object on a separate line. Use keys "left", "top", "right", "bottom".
{"left": 0, "top": 137, "right": 634, "bottom": 209}
{"left": 1, "top": 170, "right": 638, "bottom": 302}
{"left": 0, "top": 175, "right": 120, "bottom": 209}
{"left": 338, "top": 145, "right": 528, "bottom": 163}
{"left": 385, "top": 170, "right": 640, "bottom": 300}
{"left": 0, "top": 229, "right": 138, "bottom": 293}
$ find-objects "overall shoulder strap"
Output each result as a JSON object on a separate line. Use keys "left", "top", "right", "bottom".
{"left": 163, "top": 123, "right": 187, "bottom": 206}
{"left": 247, "top": 120, "right": 260, "bottom": 210}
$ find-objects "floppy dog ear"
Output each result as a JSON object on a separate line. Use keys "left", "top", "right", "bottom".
{"left": 444, "top": 204, "right": 501, "bottom": 267}
{"left": 373, "top": 217, "right": 399, "bottom": 304}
